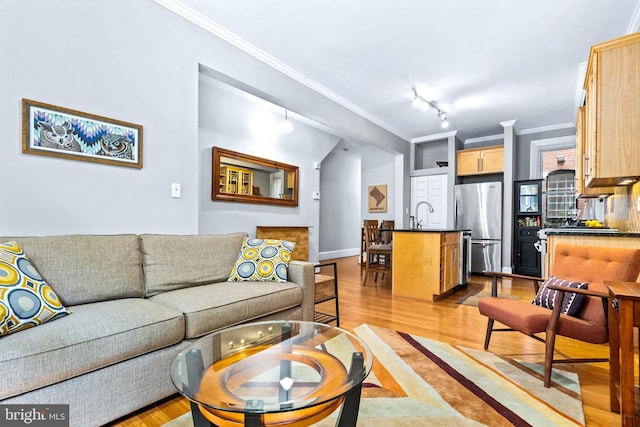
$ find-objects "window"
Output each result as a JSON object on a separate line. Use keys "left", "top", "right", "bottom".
{"left": 546, "top": 170, "right": 576, "bottom": 221}
{"left": 541, "top": 149, "right": 581, "bottom": 226}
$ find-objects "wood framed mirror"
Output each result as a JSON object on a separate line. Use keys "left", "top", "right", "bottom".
{"left": 212, "top": 146, "right": 299, "bottom": 207}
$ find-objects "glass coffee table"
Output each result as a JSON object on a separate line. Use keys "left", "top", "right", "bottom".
{"left": 171, "top": 321, "right": 372, "bottom": 427}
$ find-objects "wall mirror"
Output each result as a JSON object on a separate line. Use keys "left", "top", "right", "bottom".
{"left": 212, "top": 146, "right": 299, "bottom": 207}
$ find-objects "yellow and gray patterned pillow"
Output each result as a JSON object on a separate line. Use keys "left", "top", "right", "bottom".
{"left": 227, "top": 238, "right": 296, "bottom": 283}
{"left": 0, "top": 241, "right": 69, "bottom": 336}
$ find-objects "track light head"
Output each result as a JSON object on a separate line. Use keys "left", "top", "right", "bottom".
{"left": 412, "top": 88, "right": 448, "bottom": 125}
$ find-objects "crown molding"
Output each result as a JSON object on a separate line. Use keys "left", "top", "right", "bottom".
{"left": 463, "top": 133, "right": 504, "bottom": 144}
{"left": 573, "top": 62, "right": 588, "bottom": 118}
{"left": 410, "top": 130, "right": 458, "bottom": 143}
{"left": 627, "top": 0, "right": 640, "bottom": 33}
{"left": 500, "top": 120, "right": 518, "bottom": 136}
{"left": 517, "top": 122, "right": 575, "bottom": 135}
{"left": 153, "top": 0, "right": 411, "bottom": 141}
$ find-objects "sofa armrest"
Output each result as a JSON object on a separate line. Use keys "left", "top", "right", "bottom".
{"left": 287, "top": 260, "right": 315, "bottom": 322}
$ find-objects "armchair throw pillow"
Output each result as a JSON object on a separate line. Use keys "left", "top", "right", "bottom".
{"left": 227, "top": 238, "right": 295, "bottom": 283}
{"left": 532, "top": 277, "right": 588, "bottom": 317}
{"left": 0, "top": 241, "right": 69, "bottom": 336}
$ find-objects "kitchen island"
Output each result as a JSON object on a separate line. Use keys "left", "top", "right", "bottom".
{"left": 391, "top": 229, "right": 468, "bottom": 301}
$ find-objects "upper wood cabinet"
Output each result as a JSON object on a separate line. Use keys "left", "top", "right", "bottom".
{"left": 582, "top": 33, "right": 640, "bottom": 187}
{"left": 456, "top": 145, "right": 504, "bottom": 176}
{"left": 575, "top": 107, "right": 614, "bottom": 197}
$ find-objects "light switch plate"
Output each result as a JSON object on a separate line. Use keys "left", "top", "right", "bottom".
{"left": 312, "top": 191, "right": 320, "bottom": 200}
{"left": 171, "top": 183, "right": 181, "bottom": 198}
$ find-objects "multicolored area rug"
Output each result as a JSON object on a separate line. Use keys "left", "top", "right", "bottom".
{"left": 456, "top": 290, "right": 519, "bottom": 307}
{"left": 164, "top": 324, "right": 584, "bottom": 426}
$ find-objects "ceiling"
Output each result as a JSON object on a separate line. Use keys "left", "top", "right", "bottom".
{"left": 166, "top": 0, "right": 639, "bottom": 142}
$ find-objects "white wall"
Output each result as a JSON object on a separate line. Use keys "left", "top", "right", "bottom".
{"left": 319, "top": 142, "right": 361, "bottom": 259}
{"left": 0, "top": 0, "right": 202, "bottom": 235}
{"left": 0, "top": 0, "right": 409, "bottom": 259}
{"left": 198, "top": 76, "right": 340, "bottom": 262}
{"left": 361, "top": 146, "right": 399, "bottom": 223}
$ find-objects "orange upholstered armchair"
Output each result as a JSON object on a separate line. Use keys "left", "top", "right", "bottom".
{"left": 478, "top": 244, "right": 640, "bottom": 387}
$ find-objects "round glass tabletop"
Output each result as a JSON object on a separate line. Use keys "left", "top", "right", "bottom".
{"left": 171, "top": 321, "right": 372, "bottom": 425}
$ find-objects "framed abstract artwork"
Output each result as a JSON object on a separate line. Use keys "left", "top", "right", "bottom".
{"left": 368, "top": 184, "right": 387, "bottom": 212}
{"left": 22, "top": 98, "right": 143, "bottom": 168}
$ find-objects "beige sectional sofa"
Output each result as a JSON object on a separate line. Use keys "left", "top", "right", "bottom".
{"left": 0, "top": 232, "right": 315, "bottom": 427}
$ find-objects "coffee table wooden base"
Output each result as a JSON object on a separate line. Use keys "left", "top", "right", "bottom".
{"left": 187, "top": 349, "right": 365, "bottom": 427}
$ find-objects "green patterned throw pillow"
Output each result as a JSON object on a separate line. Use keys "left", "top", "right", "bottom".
{"left": 0, "top": 241, "right": 69, "bottom": 336}
{"left": 228, "top": 238, "right": 296, "bottom": 283}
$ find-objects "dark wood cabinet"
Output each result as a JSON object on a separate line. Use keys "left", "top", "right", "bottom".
{"left": 514, "top": 180, "right": 542, "bottom": 276}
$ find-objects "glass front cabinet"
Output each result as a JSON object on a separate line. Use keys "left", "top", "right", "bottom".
{"left": 514, "top": 180, "right": 542, "bottom": 276}
{"left": 219, "top": 166, "right": 253, "bottom": 196}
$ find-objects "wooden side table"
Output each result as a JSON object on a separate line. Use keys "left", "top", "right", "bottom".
{"left": 606, "top": 281, "right": 640, "bottom": 426}
{"left": 314, "top": 262, "right": 340, "bottom": 326}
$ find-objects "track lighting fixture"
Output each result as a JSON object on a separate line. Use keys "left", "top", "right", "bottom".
{"left": 280, "top": 109, "right": 293, "bottom": 133}
{"left": 412, "top": 88, "right": 449, "bottom": 128}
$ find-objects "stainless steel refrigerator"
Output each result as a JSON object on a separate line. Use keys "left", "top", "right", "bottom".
{"left": 454, "top": 182, "right": 503, "bottom": 273}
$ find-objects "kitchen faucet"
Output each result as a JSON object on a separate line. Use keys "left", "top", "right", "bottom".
{"left": 414, "top": 201, "right": 434, "bottom": 229}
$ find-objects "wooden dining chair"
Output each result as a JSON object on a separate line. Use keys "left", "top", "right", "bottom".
{"left": 380, "top": 220, "right": 395, "bottom": 244}
{"left": 362, "top": 220, "right": 392, "bottom": 286}
{"left": 477, "top": 244, "right": 640, "bottom": 387}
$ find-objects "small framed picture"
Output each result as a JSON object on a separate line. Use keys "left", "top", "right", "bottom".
{"left": 22, "top": 98, "right": 143, "bottom": 168}
{"left": 368, "top": 184, "right": 387, "bottom": 212}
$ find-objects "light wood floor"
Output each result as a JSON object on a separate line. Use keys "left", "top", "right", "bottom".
{"left": 108, "top": 256, "right": 621, "bottom": 427}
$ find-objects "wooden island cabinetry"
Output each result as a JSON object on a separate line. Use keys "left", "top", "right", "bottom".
{"left": 456, "top": 145, "right": 503, "bottom": 176}
{"left": 392, "top": 230, "right": 461, "bottom": 301}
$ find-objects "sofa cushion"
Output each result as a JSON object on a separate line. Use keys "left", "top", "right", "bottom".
{"left": 141, "top": 233, "right": 248, "bottom": 297}
{"left": 149, "top": 281, "right": 302, "bottom": 338}
{"left": 0, "top": 241, "right": 69, "bottom": 336}
{"left": 0, "top": 298, "right": 184, "bottom": 399}
{"left": 228, "top": 238, "right": 295, "bottom": 283}
{"left": 0, "top": 235, "right": 143, "bottom": 305}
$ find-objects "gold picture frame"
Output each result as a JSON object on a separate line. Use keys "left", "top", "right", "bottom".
{"left": 368, "top": 184, "right": 387, "bottom": 212}
{"left": 212, "top": 146, "right": 299, "bottom": 207}
{"left": 22, "top": 98, "right": 143, "bottom": 168}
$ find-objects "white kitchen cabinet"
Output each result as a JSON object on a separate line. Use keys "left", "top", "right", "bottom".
{"left": 411, "top": 174, "right": 447, "bottom": 229}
